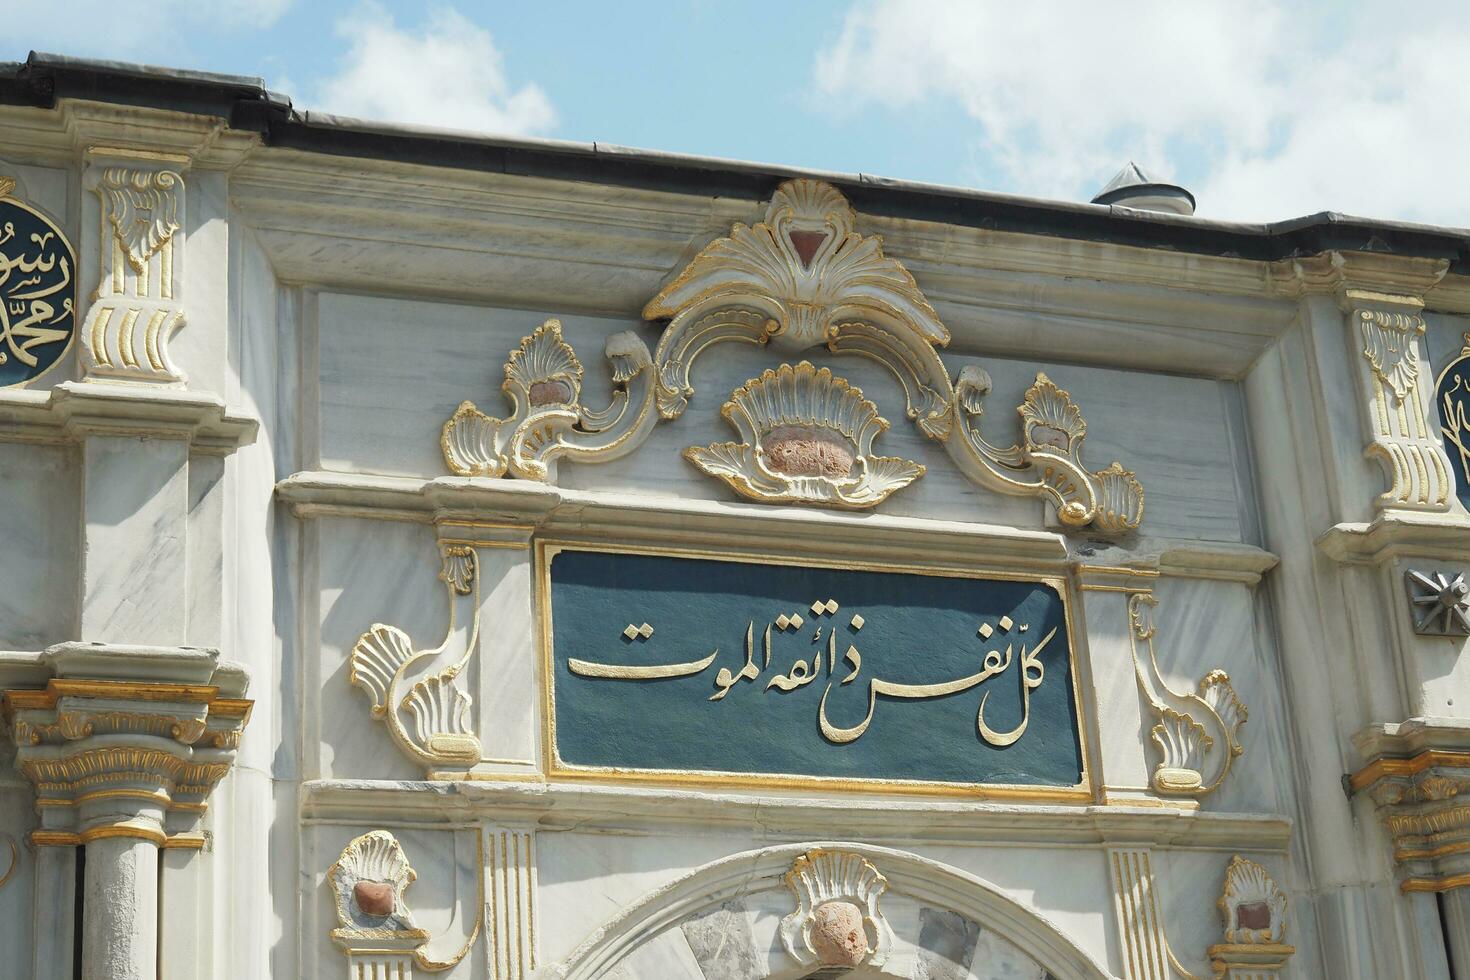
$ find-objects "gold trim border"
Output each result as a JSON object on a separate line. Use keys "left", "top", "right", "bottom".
{"left": 534, "top": 538, "right": 1093, "bottom": 802}
{"left": 1349, "top": 749, "right": 1470, "bottom": 792}
{"left": 1403, "top": 873, "right": 1470, "bottom": 894}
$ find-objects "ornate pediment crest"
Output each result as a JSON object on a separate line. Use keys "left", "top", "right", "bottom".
{"left": 644, "top": 179, "right": 947, "bottom": 417}
{"left": 436, "top": 179, "right": 1144, "bottom": 531}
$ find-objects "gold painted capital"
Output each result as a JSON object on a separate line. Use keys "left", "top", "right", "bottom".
{"left": 4, "top": 672, "right": 252, "bottom": 845}
{"left": 1353, "top": 746, "right": 1470, "bottom": 893}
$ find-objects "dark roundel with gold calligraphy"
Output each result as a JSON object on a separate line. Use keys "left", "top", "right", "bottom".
{"left": 0, "top": 180, "right": 77, "bottom": 388}
{"left": 545, "top": 546, "right": 1084, "bottom": 792}
{"left": 1439, "top": 336, "right": 1470, "bottom": 510}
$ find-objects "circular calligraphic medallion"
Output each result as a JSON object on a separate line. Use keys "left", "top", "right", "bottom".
{"left": 0, "top": 177, "right": 77, "bottom": 387}
{"left": 1438, "top": 334, "right": 1470, "bottom": 510}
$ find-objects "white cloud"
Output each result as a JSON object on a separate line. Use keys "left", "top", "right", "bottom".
{"left": 313, "top": 5, "right": 556, "bottom": 137}
{"left": 816, "top": 1, "right": 1470, "bottom": 224}
{"left": 8, "top": 0, "right": 291, "bottom": 60}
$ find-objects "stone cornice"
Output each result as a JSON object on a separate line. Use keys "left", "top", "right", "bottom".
{"left": 0, "top": 382, "right": 258, "bottom": 454}
{"left": 1272, "top": 250, "right": 1451, "bottom": 310}
{"left": 1316, "top": 514, "right": 1470, "bottom": 564}
{"left": 277, "top": 469, "right": 1275, "bottom": 582}
{"left": 299, "top": 778, "right": 1293, "bottom": 852}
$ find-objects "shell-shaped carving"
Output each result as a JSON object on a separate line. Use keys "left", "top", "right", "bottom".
{"left": 1151, "top": 708, "right": 1211, "bottom": 793}
{"left": 439, "top": 546, "right": 476, "bottom": 596}
{"left": 350, "top": 624, "right": 416, "bottom": 718}
{"left": 1219, "top": 855, "right": 1288, "bottom": 945}
{"left": 1093, "top": 461, "right": 1145, "bottom": 532}
{"left": 604, "top": 330, "right": 652, "bottom": 383}
{"left": 506, "top": 319, "right": 582, "bottom": 403}
{"left": 1019, "top": 372, "right": 1086, "bottom": 455}
{"left": 100, "top": 167, "right": 182, "bottom": 269}
{"left": 329, "top": 831, "right": 419, "bottom": 932}
{"left": 727, "top": 361, "right": 886, "bottom": 446}
{"left": 688, "top": 362, "right": 923, "bottom": 509}
{"left": 780, "top": 849, "right": 893, "bottom": 968}
{"left": 767, "top": 179, "right": 856, "bottom": 235}
{"left": 442, "top": 401, "right": 507, "bottom": 477}
{"left": 1359, "top": 309, "right": 1425, "bottom": 402}
{"left": 402, "top": 674, "right": 480, "bottom": 764}
{"left": 1200, "top": 670, "right": 1248, "bottom": 754}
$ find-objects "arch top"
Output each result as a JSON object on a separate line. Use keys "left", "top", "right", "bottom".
{"left": 550, "top": 841, "right": 1111, "bottom": 980}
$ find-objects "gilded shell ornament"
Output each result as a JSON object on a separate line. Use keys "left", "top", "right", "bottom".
{"left": 685, "top": 361, "right": 924, "bottom": 510}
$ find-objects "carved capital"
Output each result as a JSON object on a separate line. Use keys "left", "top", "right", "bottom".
{"left": 79, "top": 148, "right": 190, "bottom": 384}
{"left": 1351, "top": 732, "right": 1470, "bottom": 893}
{"left": 2, "top": 651, "right": 251, "bottom": 848}
{"left": 1282, "top": 249, "right": 1449, "bottom": 310}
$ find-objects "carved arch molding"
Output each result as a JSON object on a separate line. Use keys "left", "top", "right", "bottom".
{"left": 443, "top": 179, "right": 1144, "bottom": 532}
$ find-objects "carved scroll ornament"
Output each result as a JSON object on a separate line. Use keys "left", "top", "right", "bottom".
{"left": 349, "top": 546, "right": 483, "bottom": 773}
{"left": 437, "top": 180, "right": 1143, "bottom": 530}
{"left": 1127, "top": 593, "right": 1247, "bottom": 797}
{"left": 644, "top": 179, "right": 1144, "bottom": 530}
{"left": 442, "top": 318, "right": 655, "bottom": 481}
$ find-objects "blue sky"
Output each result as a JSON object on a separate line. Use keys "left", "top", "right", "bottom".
{"left": 14, "top": 2, "right": 1470, "bottom": 225}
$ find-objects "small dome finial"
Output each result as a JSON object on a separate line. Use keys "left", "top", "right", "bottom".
{"left": 1092, "top": 162, "right": 1195, "bottom": 216}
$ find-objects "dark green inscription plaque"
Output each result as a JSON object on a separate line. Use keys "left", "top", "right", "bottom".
{"left": 544, "top": 547, "right": 1084, "bottom": 792}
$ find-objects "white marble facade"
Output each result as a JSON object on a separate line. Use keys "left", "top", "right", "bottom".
{"left": 1, "top": 71, "right": 1469, "bottom": 980}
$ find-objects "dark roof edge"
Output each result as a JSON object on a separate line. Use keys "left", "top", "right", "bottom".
{"left": 6, "top": 51, "right": 1470, "bottom": 274}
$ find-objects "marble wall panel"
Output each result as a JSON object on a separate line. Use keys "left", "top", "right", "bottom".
{"left": 316, "top": 292, "right": 637, "bottom": 476}
{"left": 0, "top": 775, "right": 35, "bottom": 978}
{"left": 1149, "top": 577, "right": 1292, "bottom": 817}
{"left": 0, "top": 443, "right": 77, "bottom": 649}
{"left": 312, "top": 516, "right": 448, "bottom": 781}
{"left": 79, "top": 434, "right": 189, "bottom": 645}
{"left": 918, "top": 844, "right": 1112, "bottom": 972}
{"left": 170, "top": 170, "right": 231, "bottom": 396}
{"left": 315, "top": 291, "right": 1249, "bottom": 542}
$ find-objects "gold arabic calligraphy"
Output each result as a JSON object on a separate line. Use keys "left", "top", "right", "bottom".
{"left": 0, "top": 199, "right": 75, "bottom": 375}
{"left": 566, "top": 602, "right": 1055, "bottom": 747}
